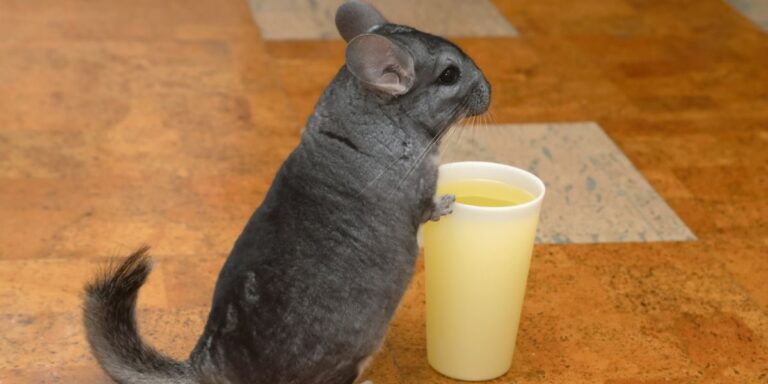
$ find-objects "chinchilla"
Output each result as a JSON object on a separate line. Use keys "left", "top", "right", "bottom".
{"left": 83, "top": 2, "right": 490, "bottom": 383}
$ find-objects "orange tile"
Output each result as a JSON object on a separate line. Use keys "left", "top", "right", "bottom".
{"left": 0, "top": 365, "right": 111, "bottom": 384}
{"left": 361, "top": 343, "right": 403, "bottom": 384}
{"left": 0, "top": 257, "right": 167, "bottom": 314}
{"left": 0, "top": 308, "right": 206, "bottom": 371}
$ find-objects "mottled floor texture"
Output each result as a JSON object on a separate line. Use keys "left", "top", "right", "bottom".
{"left": 1, "top": 0, "right": 767, "bottom": 383}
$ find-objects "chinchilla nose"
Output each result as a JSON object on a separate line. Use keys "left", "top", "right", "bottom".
{"left": 468, "top": 78, "right": 491, "bottom": 115}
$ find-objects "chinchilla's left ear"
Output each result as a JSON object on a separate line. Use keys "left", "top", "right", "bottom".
{"left": 335, "top": 1, "right": 387, "bottom": 42}
{"left": 345, "top": 33, "right": 415, "bottom": 96}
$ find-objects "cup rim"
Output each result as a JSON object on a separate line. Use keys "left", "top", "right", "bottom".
{"left": 439, "top": 161, "right": 546, "bottom": 213}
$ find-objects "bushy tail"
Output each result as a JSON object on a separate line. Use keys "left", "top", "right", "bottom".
{"left": 83, "top": 247, "right": 196, "bottom": 384}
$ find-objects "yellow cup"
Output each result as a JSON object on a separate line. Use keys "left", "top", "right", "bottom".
{"left": 423, "top": 161, "right": 545, "bottom": 381}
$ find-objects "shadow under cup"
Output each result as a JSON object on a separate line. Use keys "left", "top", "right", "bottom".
{"left": 422, "top": 161, "right": 545, "bottom": 381}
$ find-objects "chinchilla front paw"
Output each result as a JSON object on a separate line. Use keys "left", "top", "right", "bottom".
{"left": 430, "top": 194, "right": 455, "bottom": 221}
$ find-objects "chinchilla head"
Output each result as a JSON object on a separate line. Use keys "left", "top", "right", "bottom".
{"left": 335, "top": 1, "right": 491, "bottom": 138}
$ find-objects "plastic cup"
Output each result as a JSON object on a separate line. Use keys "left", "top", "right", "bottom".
{"left": 422, "top": 161, "right": 545, "bottom": 381}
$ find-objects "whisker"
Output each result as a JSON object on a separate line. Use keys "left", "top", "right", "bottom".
{"left": 442, "top": 123, "right": 460, "bottom": 160}
{"left": 440, "top": 124, "right": 456, "bottom": 159}
{"left": 395, "top": 128, "right": 448, "bottom": 190}
{"left": 454, "top": 116, "right": 467, "bottom": 159}
{"left": 394, "top": 101, "right": 469, "bottom": 191}
{"left": 356, "top": 102, "right": 468, "bottom": 197}
{"left": 356, "top": 153, "right": 406, "bottom": 197}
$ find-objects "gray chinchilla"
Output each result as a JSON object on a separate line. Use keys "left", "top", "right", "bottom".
{"left": 83, "top": 2, "right": 490, "bottom": 383}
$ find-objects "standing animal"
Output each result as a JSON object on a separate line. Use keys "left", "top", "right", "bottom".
{"left": 83, "top": 2, "right": 490, "bottom": 383}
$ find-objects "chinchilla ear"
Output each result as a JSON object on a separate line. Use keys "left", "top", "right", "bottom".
{"left": 335, "top": 1, "right": 387, "bottom": 42}
{"left": 345, "top": 33, "right": 415, "bottom": 96}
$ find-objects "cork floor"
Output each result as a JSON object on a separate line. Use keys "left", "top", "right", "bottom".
{"left": 1, "top": 0, "right": 767, "bottom": 383}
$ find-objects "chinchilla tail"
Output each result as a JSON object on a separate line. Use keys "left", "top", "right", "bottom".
{"left": 83, "top": 246, "right": 197, "bottom": 384}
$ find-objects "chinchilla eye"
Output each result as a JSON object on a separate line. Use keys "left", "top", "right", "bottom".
{"left": 437, "top": 65, "right": 460, "bottom": 85}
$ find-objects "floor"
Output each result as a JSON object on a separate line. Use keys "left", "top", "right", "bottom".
{"left": 1, "top": 0, "right": 767, "bottom": 383}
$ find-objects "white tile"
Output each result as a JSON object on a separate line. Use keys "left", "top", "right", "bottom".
{"left": 440, "top": 122, "right": 697, "bottom": 244}
{"left": 726, "top": 0, "right": 768, "bottom": 31}
{"left": 248, "top": 0, "right": 518, "bottom": 40}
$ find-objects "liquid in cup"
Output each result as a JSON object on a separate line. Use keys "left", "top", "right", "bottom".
{"left": 423, "top": 162, "right": 545, "bottom": 381}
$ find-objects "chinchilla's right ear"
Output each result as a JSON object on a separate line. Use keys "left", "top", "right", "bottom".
{"left": 335, "top": 1, "right": 386, "bottom": 41}
{"left": 345, "top": 33, "right": 415, "bottom": 96}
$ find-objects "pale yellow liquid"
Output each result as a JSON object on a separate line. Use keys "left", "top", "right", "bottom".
{"left": 439, "top": 178, "right": 534, "bottom": 207}
{"left": 423, "top": 179, "right": 538, "bottom": 381}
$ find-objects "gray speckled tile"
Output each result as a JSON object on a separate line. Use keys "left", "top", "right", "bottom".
{"left": 726, "top": 0, "right": 768, "bottom": 31}
{"left": 440, "top": 122, "right": 697, "bottom": 244}
{"left": 247, "top": 0, "right": 518, "bottom": 40}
